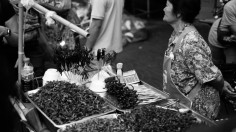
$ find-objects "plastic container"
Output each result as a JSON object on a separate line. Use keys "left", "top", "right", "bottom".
{"left": 21, "top": 58, "right": 34, "bottom": 102}
{"left": 116, "top": 63, "right": 124, "bottom": 83}
{"left": 42, "top": 68, "right": 61, "bottom": 86}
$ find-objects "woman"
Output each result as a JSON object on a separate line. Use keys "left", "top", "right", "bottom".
{"left": 162, "top": 0, "right": 236, "bottom": 119}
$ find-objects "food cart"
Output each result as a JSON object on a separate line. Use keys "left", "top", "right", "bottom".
{"left": 11, "top": 1, "right": 220, "bottom": 132}
{"left": 11, "top": 77, "right": 218, "bottom": 132}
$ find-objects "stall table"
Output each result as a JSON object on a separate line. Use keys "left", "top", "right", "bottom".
{"left": 11, "top": 79, "right": 218, "bottom": 132}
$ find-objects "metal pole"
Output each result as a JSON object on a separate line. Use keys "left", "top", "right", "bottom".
{"left": 18, "top": 1, "right": 24, "bottom": 101}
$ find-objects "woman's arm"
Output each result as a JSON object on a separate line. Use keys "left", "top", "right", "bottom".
{"left": 206, "top": 74, "right": 227, "bottom": 93}
{"left": 206, "top": 72, "right": 236, "bottom": 98}
{"left": 85, "top": 18, "right": 103, "bottom": 50}
{"left": 206, "top": 74, "right": 224, "bottom": 92}
{"left": 183, "top": 32, "right": 235, "bottom": 96}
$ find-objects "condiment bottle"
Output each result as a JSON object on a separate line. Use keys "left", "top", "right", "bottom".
{"left": 116, "top": 63, "right": 124, "bottom": 83}
{"left": 21, "top": 58, "right": 34, "bottom": 102}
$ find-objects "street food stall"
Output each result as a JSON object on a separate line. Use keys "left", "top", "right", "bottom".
{"left": 10, "top": 0, "right": 223, "bottom": 132}
{"left": 11, "top": 74, "right": 218, "bottom": 132}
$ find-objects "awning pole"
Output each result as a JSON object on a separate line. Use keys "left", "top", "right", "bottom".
{"left": 18, "top": 1, "right": 24, "bottom": 101}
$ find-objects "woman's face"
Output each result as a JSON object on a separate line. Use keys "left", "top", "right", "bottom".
{"left": 163, "top": 0, "right": 178, "bottom": 23}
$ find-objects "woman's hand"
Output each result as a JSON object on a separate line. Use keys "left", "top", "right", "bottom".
{"left": 223, "top": 81, "right": 236, "bottom": 99}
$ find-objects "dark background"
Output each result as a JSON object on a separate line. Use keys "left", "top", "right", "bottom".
{"left": 124, "top": 0, "right": 217, "bottom": 20}
{"left": 124, "top": 0, "right": 166, "bottom": 19}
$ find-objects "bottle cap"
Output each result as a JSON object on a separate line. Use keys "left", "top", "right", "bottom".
{"left": 117, "top": 63, "right": 123, "bottom": 69}
{"left": 23, "top": 57, "right": 30, "bottom": 62}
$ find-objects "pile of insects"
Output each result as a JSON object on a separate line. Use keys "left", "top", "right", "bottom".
{"left": 29, "top": 81, "right": 114, "bottom": 125}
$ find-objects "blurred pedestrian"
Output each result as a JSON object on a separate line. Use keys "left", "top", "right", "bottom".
{"left": 85, "top": 0, "right": 124, "bottom": 55}
{"left": 208, "top": 0, "right": 236, "bottom": 67}
{"left": 208, "top": 0, "right": 236, "bottom": 118}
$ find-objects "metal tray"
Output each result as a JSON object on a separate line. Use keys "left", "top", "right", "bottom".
{"left": 57, "top": 113, "right": 119, "bottom": 132}
{"left": 140, "top": 81, "right": 217, "bottom": 126}
{"left": 177, "top": 102, "right": 217, "bottom": 126}
{"left": 150, "top": 99, "right": 217, "bottom": 126}
{"left": 25, "top": 88, "right": 117, "bottom": 132}
{"left": 57, "top": 104, "right": 216, "bottom": 132}
{"left": 101, "top": 81, "right": 168, "bottom": 112}
{"left": 101, "top": 81, "right": 217, "bottom": 126}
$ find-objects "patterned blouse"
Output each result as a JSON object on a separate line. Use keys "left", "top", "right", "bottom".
{"left": 165, "top": 25, "right": 221, "bottom": 119}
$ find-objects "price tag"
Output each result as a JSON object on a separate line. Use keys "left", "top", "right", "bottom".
{"left": 122, "top": 70, "right": 140, "bottom": 84}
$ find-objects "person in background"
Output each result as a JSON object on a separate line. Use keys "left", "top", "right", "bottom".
{"left": 8, "top": 0, "right": 45, "bottom": 78}
{"left": 208, "top": 0, "right": 236, "bottom": 118}
{"left": 208, "top": 0, "right": 236, "bottom": 68}
{"left": 8, "top": 0, "right": 81, "bottom": 79}
{"left": 85, "top": 0, "right": 124, "bottom": 55}
{"left": 208, "top": 18, "right": 226, "bottom": 67}
{"left": 162, "top": 0, "right": 236, "bottom": 120}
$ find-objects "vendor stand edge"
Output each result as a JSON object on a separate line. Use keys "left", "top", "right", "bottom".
{"left": 12, "top": 0, "right": 89, "bottom": 131}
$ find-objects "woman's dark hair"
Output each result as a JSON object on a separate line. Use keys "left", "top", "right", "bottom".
{"left": 168, "top": 0, "right": 201, "bottom": 23}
